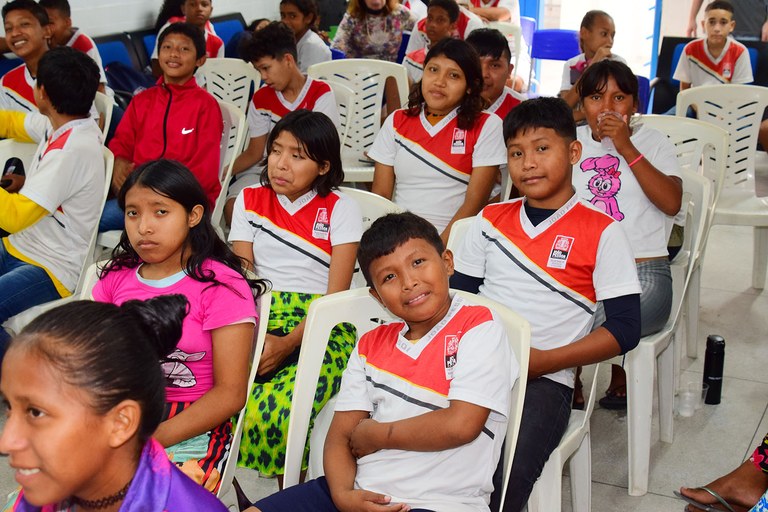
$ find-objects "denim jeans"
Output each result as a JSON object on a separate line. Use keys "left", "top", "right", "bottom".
{"left": 0, "top": 241, "right": 61, "bottom": 356}
{"left": 98, "top": 198, "right": 124, "bottom": 232}
{"left": 500, "top": 377, "right": 573, "bottom": 512}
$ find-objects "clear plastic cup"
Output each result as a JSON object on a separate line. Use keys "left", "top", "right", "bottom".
{"left": 597, "top": 111, "right": 624, "bottom": 151}
{"left": 677, "top": 390, "right": 698, "bottom": 417}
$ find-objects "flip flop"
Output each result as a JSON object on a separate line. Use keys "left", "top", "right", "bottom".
{"left": 598, "top": 384, "right": 626, "bottom": 410}
{"left": 673, "top": 488, "right": 737, "bottom": 512}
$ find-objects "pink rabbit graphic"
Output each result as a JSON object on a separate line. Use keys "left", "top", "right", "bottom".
{"left": 580, "top": 154, "right": 625, "bottom": 221}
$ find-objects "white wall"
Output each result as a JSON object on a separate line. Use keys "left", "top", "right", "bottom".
{"left": 64, "top": 0, "right": 277, "bottom": 37}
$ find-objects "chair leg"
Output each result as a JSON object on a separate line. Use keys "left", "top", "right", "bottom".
{"left": 568, "top": 433, "right": 592, "bottom": 512}
{"left": 625, "top": 347, "right": 653, "bottom": 496}
{"left": 686, "top": 264, "right": 701, "bottom": 359}
{"left": 527, "top": 454, "right": 563, "bottom": 512}
{"left": 658, "top": 340, "right": 675, "bottom": 444}
{"left": 753, "top": 226, "right": 768, "bottom": 290}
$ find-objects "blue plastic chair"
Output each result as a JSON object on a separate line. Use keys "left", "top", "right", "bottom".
{"left": 0, "top": 57, "right": 22, "bottom": 78}
{"left": 210, "top": 13, "right": 246, "bottom": 47}
{"left": 528, "top": 29, "right": 580, "bottom": 93}
{"left": 330, "top": 48, "right": 346, "bottom": 60}
{"left": 520, "top": 16, "right": 536, "bottom": 51}
{"left": 94, "top": 33, "right": 142, "bottom": 70}
{"left": 636, "top": 75, "right": 650, "bottom": 114}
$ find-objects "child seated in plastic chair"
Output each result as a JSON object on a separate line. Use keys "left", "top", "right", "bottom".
{"left": 246, "top": 212, "right": 518, "bottom": 512}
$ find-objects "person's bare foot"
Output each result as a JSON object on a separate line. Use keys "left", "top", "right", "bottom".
{"left": 680, "top": 459, "right": 768, "bottom": 511}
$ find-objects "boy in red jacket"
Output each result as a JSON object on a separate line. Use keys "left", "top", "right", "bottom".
{"left": 101, "top": 22, "right": 222, "bottom": 232}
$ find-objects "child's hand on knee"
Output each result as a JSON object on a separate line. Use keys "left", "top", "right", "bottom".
{"left": 334, "top": 489, "right": 410, "bottom": 512}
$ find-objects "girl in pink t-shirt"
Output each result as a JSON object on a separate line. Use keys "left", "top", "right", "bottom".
{"left": 93, "top": 159, "right": 269, "bottom": 493}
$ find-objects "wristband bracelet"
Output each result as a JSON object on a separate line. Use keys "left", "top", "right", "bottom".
{"left": 628, "top": 154, "right": 644, "bottom": 168}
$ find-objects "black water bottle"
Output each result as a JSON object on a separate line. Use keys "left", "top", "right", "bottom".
{"left": 703, "top": 335, "right": 725, "bottom": 404}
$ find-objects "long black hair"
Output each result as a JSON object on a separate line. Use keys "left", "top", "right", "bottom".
{"left": 407, "top": 38, "right": 485, "bottom": 130}
{"left": 101, "top": 159, "right": 270, "bottom": 298}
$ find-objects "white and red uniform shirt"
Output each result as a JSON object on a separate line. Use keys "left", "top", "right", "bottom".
{"left": 454, "top": 196, "right": 640, "bottom": 387}
{"left": 93, "top": 260, "right": 257, "bottom": 403}
{"left": 468, "top": 0, "right": 520, "bottom": 21}
{"left": 487, "top": 86, "right": 522, "bottom": 121}
{"left": 247, "top": 77, "right": 339, "bottom": 140}
{"left": 574, "top": 124, "right": 681, "bottom": 259}
{"left": 153, "top": 17, "right": 225, "bottom": 60}
{"left": 5, "top": 117, "right": 104, "bottom": 295}
{"left": 405, "top": 7, "right": 484, "bottom": 55}
{"left": 368, "top": 107, "right": 506, "bottom": 232}
{"left": 0, "top": 64, "right": 36, "bottom": 112}
{"left": 403, "top": 47, "right": 427, "bottom": 82}
{"left": 337, "top": 294, "right": 517, "bottom": 512}
{"left": 228, "top": 186, "right": 362, "bottom": 294}
{"left": 67, "top": 28, "right": 108, "bottom": 86}
{"left": 673, "top": 37, "right": 753, "bottom": 86}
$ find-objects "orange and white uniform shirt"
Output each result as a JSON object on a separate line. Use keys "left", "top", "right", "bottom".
{"left": 336, "top": 294, "right": 517, "bottom": 511}
{"left": 454, "top": 195, "right": 640, "bottom": 387}
{"left": 228, "top": 185, "right": 362, "bottom": 294}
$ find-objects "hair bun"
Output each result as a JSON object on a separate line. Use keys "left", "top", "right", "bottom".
{"left": 120, "top": 295, "right": 188, "bottom": 359}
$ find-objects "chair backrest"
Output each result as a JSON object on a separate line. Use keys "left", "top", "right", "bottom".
{"left": 519, "top": 16, "right": 536, "bottom": 50}
{"left": 94, "top": 33, "right": 142, "bottom": 70}
{"left": 326, "top": 81, "right": 356, "bottom": 151}
{"left": 94, "top": 91, "right": 114, "bottom": 139}
{"left": 210, "top": 13, "right": 247, "bottom": 47}
{"left": 217, "top": 284, "right": 270, "bottom": 503}
{"left": 446, "top": 216, "right": 472, "bottom": 254}
{"left": 330, "top": 48, "right": 346, "bottom": 60}
{"left": 281, "top": 287, "right": 531, "bottom": 503}
{"left": 126, "top": 28, "right": 156, "bottom": 70}
{"left": 211, "top": 100, "right": 247, "bottom": 235}
{"left": 636, "top": 75, "right": 650, "bottom": 114}
{"left": 200, "top": 58, "right": 260, "bottom": 114}
{"left": 676, "top": 84, "right": 768, "bottom": 190}
{"left": 530, "top": 29, "right": 579, "bottom": 61}
{"left": 308, "top": 59, "right": 409, "bottom": 166}
{"left": 639, "top": 115, "right": 728, "bottom": 245}
{"left": 338, "top": 186, "right": 403, "bottom": 288}
{"left": 487, "top": 21, "right": 522, "bottom": 81}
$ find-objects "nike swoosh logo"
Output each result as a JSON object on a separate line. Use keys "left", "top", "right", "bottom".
{"left": 182, "top": 128, "right": 194, "bottom": 135}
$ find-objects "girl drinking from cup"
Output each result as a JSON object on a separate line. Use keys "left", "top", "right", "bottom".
{"left": 574, "top": 59, "right": 682, "bottom": 410}
{"left": 370, "top": 37, "right": 506, "bottom": 245}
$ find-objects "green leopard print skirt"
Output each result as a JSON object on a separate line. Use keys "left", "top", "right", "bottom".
{"left": 237, "top": 290, "right": 356, "bottom": 476}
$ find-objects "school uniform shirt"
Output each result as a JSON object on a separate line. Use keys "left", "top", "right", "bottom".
{"left": 0, "top": 64, "right": 37, "bottom": 112}
{"left": 454, "top": 196, "right": 641, "bottom": 387}
{"left": 108, "top": 76, "right": 223, "bottom": 207}
{"left": 368, "top": 107, "right": 506, "bottom": 233}
{"left": 403, "top": 47, "right": 427, "bottom": 83}
{"left": 247, "top": 77, "right": 339, "bottom": 141}
{"left": 560, "top": 53, "right": 627, "bottom": 92}
{"left": 93, "top": 260, "right": 257, "bottom": 403}
{"left": 336, "top": 294, "right": 517, "bottom": 512}
{"left": 3, "top": 116, "right": 105, "bottom": 296}
{"left": 152, "top": 18, "right": 225, "bottom": 60}
{"left": 66, "top": 27, "right": 108, "bottom": 87}
{"left": 228, "top": 186, "right": 363, "bottom": 295}
{"left": 404, "top": 8, "right": 484, "bottom": 55}
{"left": 487, "top": 86, "right": 522, "bottom": 122}
{"left": 296, "top": 30, "right": 332, "bottom": 73}
{"left": 673, "top": 37, "right": 753, "bottom": 86}
{"left": 403, "top": 0, "right": 428, "bottom": 20}
{"left": 574, "top": 124, "right": 681, "bottom": 259}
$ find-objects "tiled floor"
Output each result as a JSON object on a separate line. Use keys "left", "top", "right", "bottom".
{"left": 1, "top": 174, "right": 766, "bottom": 511}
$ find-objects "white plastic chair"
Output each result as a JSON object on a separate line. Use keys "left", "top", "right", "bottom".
{"left": 326, "top": 80, "right": 355, "bottom": 153}
{"left": 200, "top": 58, "right": 260, "bottom": 114}
{"left": 94, "top": 91, "right": 114, "bottom": 139}
{"left": 487, "top": 21, "right": 522, "bottom": 83}
{"left": 282, "top": 287, "right": 531, "bottom": 512}
{"left": 338, "top": 186, "right": 404, "bottom": 288}
{"left": 308, "top": 59, "right": 410, "bottom": 183}
{"left": 527, "top": 363, "right": 600, "bottom": 512}
{"left": 212, "top": 100, "right": 247, "bottom": 238}
{"left": 3, "top": 148, "right": 115, "bottom": 335}
{"left": 218, "top": 285, "right": 271, "bottom": 510}
{"left": 676, "top": 84, "right": 768, "bottom": 290}
{"left": 619, "top": 169, "right": 712, "bottom": 496}
{"left": 640, "top": 115, "right": 728, "bottom": 359}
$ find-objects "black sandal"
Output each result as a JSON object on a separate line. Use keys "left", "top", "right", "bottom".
{"left": 598, "top": 384, "right": 627, "bottom": 410}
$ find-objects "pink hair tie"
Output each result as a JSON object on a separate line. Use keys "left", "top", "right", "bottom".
{"left": 628, "top": 154, "right": 644, "bottom": 168}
